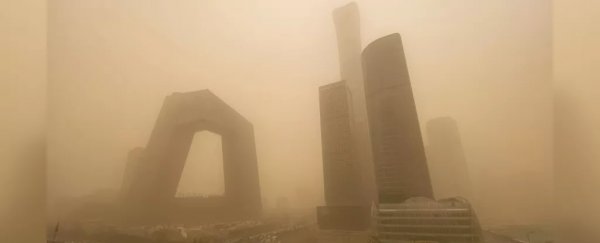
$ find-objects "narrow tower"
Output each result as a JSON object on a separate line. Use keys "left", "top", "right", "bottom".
{"left": 332, "top": 0, "right": 377, "bottom": 208}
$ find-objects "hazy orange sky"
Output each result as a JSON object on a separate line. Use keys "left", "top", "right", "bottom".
{"left": 554, "top": 0, "right": 600, "bottom": 238}
{"left": 1, "top": 0, "right": 46, "bottom": 241}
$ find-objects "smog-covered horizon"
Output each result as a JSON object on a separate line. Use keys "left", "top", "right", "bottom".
{"left": 46, "top": 0, "right": 554, "bottom": 226}
{"left": 1, "top": 0, "right": 599, "bottom": 242}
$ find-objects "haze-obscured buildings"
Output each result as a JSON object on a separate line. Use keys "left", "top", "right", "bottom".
{"left": 121, "top": 90, "right": 261, "bottom": 224}
{"left": 362, "top": 33, "right": 434, "bottom": 203}
{"left": 426, "top": 117, "right": 472, "bottom": 200}
{"left": 317, "top": 3, "right": 481, "bottom": 243}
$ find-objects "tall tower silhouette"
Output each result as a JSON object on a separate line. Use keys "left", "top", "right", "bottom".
{"left": 362, "top": 34, "right": 434, "bottom": 202}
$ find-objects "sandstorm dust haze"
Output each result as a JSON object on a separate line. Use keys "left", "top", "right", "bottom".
{"left": 0, "top": 0, "right": 598, "bottom": 242}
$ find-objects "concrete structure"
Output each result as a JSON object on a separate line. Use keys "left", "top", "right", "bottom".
{"left": 426, "top": 117, "right": 472, "bottom": 200}
{"left": 122, "top": 90, "right": 261, "bottom": 223}
{"left": 362, "top": 33, "right": 434, "bottom": 203}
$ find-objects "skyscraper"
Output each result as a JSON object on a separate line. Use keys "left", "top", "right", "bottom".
{"left": 332, "top": 2, "right": 376, "bottom": 206}
{"left": 319, "top": 81, "right": 361, "bottom": 206}
{"left": 362, "top": 34, "right": 434, "bottom": 203}
{"left": 317, "top": 81, "right": 370, "bottom": 231}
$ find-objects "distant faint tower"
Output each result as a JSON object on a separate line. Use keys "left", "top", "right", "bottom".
{"left": 362, "top": 34, "right": 434, "bottom": 203}
{"left": 426, "top": 117, "right": 472, "bottom": 200}
{"left": 332, "top": 1, "right": 376, "bottom": 207}
{"left": 120, "top": 147, "right": 144, "bottom": 200}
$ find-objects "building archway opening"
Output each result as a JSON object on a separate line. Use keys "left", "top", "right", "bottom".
{"left": 176, "top": 130, "right": 224, "bottom": 198}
